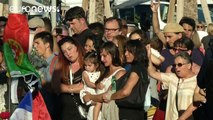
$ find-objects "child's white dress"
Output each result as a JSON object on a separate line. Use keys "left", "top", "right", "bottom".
{"left": 80, "top": 71, "right": 101, "bottom": 120}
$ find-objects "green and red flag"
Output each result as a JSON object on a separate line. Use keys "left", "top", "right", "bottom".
{"left": 3, "top": 12, "right": 51, "bottom": 120}
{"left": 3, "top": 14, "right": 40, "bottom": 83}
{"left": 3, "top": 14, "right": 29, "bottom": 53}
{"left": 3, "top": 42, "right": 40, "bottom": 81}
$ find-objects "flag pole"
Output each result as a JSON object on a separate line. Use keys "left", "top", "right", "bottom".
{"left": 8, "top": 0, "right": 22, "bottom": 113}
{"left": 8, "top": 0, "right": 22, "bottom": 14}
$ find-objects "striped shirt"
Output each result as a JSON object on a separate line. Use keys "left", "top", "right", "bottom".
{"left": 161, "top": 73, "right": 197, "bottom": 120}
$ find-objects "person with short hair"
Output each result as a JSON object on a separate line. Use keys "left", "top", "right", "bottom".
{"left": 179, "top": 16, "right": 196, "bottom": 39}
{"left": 179, "top": 16, "right": 202, "bottom": 49}
{"left": 148, "top": 50, "right": 198, "bottom": 120}
{"left": 65, "top": 6, "right": 93, "bottom": 47}
{"left": 103, "top": 17, "right": 122, "bottom": 42}
{"left": 32, "top": 31, "right": 60, "bottom": 120}
{"left": 196, "top": 21, "right": 206, "bottom": 31}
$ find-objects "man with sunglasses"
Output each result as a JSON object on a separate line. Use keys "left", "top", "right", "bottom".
{"left": 65, "top": 6, "right": 93, "bottom": 47}
{"left": 148, "top": 50, "right": 198, "bottom": 120}
{"left": 166, "top": 37, "right": 203, "bottom": 74}
{"left": 196, "top": 21, "right": 206, "bottom": 31}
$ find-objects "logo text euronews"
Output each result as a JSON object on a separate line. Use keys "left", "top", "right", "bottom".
{"left": 9, "top": 6, "right": 59, "bottom": 13}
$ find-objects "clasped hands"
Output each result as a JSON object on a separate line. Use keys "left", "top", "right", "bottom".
{"left": 83, "top": 85, "right": 113, "bottom": 103}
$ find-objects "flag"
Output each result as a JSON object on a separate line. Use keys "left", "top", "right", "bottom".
{"left": 32, "top": 91, "right": 51, "bottom": 120}
{"left": 3, "top": 14, "right": 29, "bottom": 53}
{"left": 10, "top": 91, "right": 51, "bottom": 120}
{"left": 2, "top": 12, "right": 40, "bottom": 86}
{"left": 10, "top": 91, "right": 33, "bottom": 120}
{"left": 3, "top": 5, "right": 50, "bottom": 120}
{"left": 3, "top": 42, "right": 40, "bottom": 84}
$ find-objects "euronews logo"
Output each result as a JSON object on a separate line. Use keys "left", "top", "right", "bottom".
{"left": 9, "top": 6, "right": 60, "bottom": 13}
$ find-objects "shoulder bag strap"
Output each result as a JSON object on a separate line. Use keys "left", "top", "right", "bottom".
{"left": 176, "top": 78, "right": 180, "bottom": 116}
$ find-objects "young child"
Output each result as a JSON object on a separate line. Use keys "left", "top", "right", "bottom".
{"left": 80, "top": 51, "right": 102, "bottom": 120}
{"left": 84, "top": 35, "right": 99, "bottom": 53}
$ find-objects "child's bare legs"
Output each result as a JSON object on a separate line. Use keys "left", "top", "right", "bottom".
{"left": 93, "top": 102, "right": 102, "bottom": 120}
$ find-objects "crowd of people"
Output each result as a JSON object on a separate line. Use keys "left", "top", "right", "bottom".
{"left": 0, "top": 1, "right": 213, "bottom": 120}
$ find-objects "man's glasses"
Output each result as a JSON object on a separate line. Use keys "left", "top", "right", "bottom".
{"left": 104, "top": 28, "right": 119, "bottom": 32}
{"left": 172, "top": 63, "right": 188, "bottom": 68}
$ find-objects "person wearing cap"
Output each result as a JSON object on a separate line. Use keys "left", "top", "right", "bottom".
{"left": 28, "top": 17, "right": 53, "bottom": 53}
{"left": 28, "top": 17, "right": 46, "bottom": 35}
{"left": 65, "top": 6, "right": 93, "bottom": 47}
{"left": 151, "top": 1, "right": 185, "bottom": 48}
{"left": 151, "top": 2, "right": 202, "bottom": 120}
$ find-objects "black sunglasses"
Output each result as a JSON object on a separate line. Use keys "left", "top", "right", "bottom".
{"left": 172, "top": 63, "right": 188, "bottom": 68}
{"left": 197, "top": 26, "right": 204, "bottom": 28}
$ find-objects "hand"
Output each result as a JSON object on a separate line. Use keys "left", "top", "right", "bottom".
{"left": 91, "top": 101, "right": 96, "bottom": 106}
{"left": 199, "top": 88, "right": 206, "bottom": 97}
{"left": 146, "top": 44, "right": 152, "bottom": 59}
{"left": 102, "top": 92, "right": 110, "bottom": 103}
{"left": 193, "top": 90, "right": 206, "bottom": 103}
{"left": 83, "top": 91, "right": 91, "bottom": 103}
{"left": 177, "top": 117, "right": 185, "bottom": 120}
{"left": 150, "top": 0, "right": 160, "bottom": 13}
{"left": 96, "top": 83, "right": 104, "bottom": 90}
{"left": 102, "top": 90, "right": 113, "bottom": 103}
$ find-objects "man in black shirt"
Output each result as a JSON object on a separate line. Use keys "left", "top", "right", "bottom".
{"left": 65, "top": 6, "right": 93, "bottom": 47}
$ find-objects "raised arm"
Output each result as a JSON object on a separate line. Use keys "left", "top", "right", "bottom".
{"left": 150, "top": 47, "right": 165, "bottom": 65}
{"left": 151, "top": 0, "right": 166, "bottom": 45}
{"left": 147, "top": 44, "right": 163, "bottom": 82}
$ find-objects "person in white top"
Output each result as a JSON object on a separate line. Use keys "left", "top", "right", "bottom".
{"left": 83, "top": 42, "right": 126, "bottom": 120}
{"left": 80, "top": 51, "right": 102, "bottom": 120}
{"left": 147, "top": 47, "right": 199, "bottom": 120}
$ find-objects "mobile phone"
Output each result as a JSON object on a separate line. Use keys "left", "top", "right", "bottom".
{"left": 56, "top": 28, "right": 62, "bottom": 35}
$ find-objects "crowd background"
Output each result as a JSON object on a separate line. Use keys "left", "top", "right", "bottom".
{"left": 0, "top": 0, "right": 213, "bottom": 120}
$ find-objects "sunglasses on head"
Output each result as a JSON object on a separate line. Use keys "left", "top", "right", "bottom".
{"left": 172, "top": 63, "right": 188, "bottom": 68}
